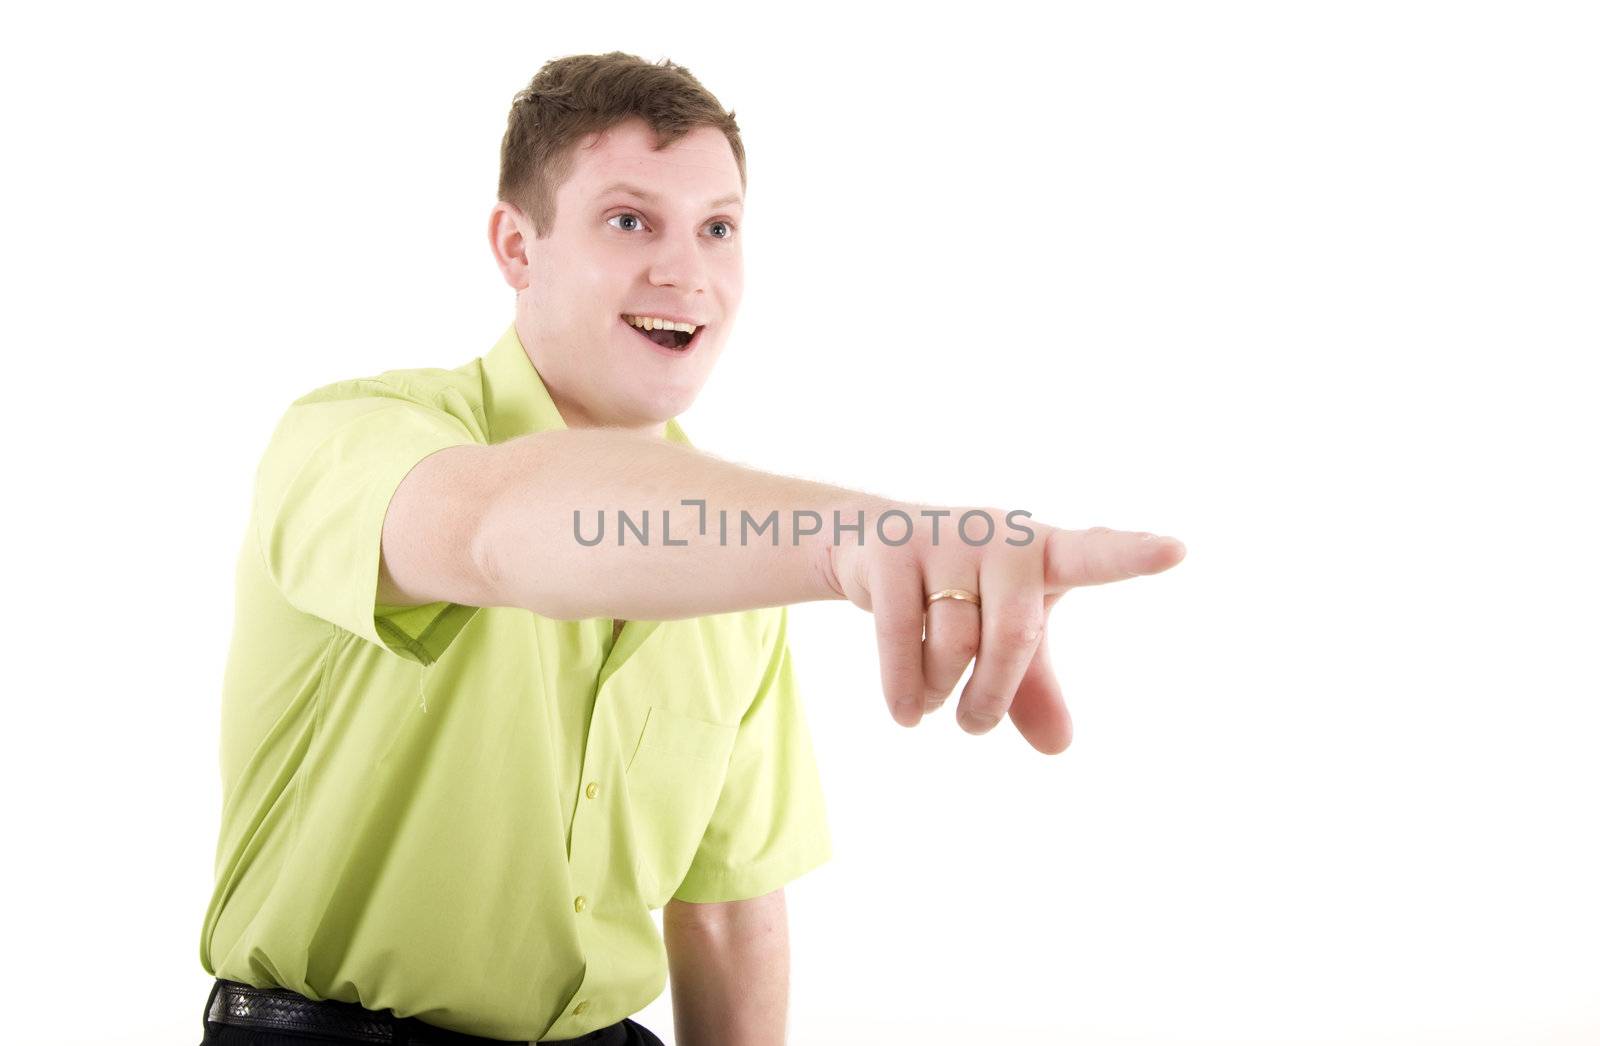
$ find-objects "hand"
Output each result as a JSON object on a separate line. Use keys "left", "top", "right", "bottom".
{"left": 824, "top": 504, "right": 1186, "bottom": 754}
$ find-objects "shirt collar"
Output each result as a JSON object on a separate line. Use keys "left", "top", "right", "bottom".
{"left": 482, "top": 322, "right": 693, "bottom": 448}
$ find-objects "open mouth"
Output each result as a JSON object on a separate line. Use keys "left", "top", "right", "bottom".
{"left": 621, "top": 315, "right": 703, "bottom": 353}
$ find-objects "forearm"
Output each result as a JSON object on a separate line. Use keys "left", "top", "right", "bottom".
{"left": 474, "top": 427, "right": 894, "bottom": 620}
{"left": 663, "top": 892, "right": 789, "bottom": 1046}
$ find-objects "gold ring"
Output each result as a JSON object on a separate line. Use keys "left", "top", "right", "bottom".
{"left": 926, "top": 588, "right": 981, "bottom": 609}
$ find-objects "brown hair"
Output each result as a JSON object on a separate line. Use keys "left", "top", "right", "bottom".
{"left": 498, "top": 52, "right": 746, "bottom": 240}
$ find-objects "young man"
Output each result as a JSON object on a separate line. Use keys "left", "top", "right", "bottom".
{"left": 198, "top": 52, "right": 1184, "bottom": 1046}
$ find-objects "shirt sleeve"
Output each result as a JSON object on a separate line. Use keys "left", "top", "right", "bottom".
{"left": 672, "top": 606, "right": 833, "bottom": 903}
{"left": 252, "top": 382, "right": 483, "bottom": 666}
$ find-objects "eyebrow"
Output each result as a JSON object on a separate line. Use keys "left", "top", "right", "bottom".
{"left": 595, "top": 181, "right": 744, "bottom": 210}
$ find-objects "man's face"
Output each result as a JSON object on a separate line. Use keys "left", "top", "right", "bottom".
{"left": 500, "top": 117, "right": 745, "bottom": 434}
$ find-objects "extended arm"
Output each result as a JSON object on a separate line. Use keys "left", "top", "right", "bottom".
{"left": 378, "top": 428, "right": 889, "bottom": 619}
{"left": 663, "top": 889, "right": 790, "bottom": 1046}
{"left": 377, "top": 423, "right": 1185, "bottom": 749}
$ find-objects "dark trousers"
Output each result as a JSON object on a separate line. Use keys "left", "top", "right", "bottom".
{"left": 199, "top": 978, "right": 667, "bottom": 1046}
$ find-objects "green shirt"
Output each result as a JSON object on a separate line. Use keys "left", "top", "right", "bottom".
{"left": 199, "top": 322, "right": 832, "bottom": 1041}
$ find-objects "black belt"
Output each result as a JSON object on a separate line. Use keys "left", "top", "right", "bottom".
{"left": 205, "top": 979, "right": 631, "bottom": 1045}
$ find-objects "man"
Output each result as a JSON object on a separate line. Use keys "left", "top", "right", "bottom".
{"left": 197, "top": 52, "right": 1185, "bottom": 1046}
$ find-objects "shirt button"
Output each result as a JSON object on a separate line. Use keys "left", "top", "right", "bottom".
{"left": 574, "top": 895, "right": 587, "bottom": 913}
{"left": 585, "top": 782, "right": 599, "bottom": 799}
{"left": 573, "top": 1000, "right": 590, "bottom": 1015}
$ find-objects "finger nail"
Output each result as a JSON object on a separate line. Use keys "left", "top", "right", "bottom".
{"left": 895, "top": 700, "right": 922, "bottom": 725}
{"left": 962, "top": 710, "right": 999, "bottom": 733}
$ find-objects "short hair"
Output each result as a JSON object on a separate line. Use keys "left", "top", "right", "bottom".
{"left": 498, "top": 52, "right": 746, "bottom": 240}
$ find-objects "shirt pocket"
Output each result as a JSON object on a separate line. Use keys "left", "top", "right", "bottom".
{"left": 624, "top": 704, "right": 739, "bottom": 908}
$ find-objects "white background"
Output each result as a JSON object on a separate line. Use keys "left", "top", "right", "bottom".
{"left": 2, "top": 2, "right": 1596, "bottom": 1044}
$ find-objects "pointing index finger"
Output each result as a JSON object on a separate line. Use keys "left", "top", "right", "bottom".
{"left": 1044, "top": 527, "right": 1186, "bottom": 591}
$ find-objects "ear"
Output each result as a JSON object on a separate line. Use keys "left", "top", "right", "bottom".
{"left": 488, "top": 200, "right": 534, "bottom": 292}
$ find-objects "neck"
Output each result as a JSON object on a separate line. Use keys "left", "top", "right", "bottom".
{"left": 554, "top": 398, "right": 667, "bottom": 441}
{"left": 513, "top": 318, "right": 669, "bottom": 441}
{"left": 548, "top": 389, "right": 668, "bottom": 441}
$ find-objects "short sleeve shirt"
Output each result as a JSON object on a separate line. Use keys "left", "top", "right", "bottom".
{"left": 198, "top": 322, "right": 833, "bottom": 1041}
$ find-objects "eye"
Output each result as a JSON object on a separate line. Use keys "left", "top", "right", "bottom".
{"left": 606, "top": 211, "right": 738, "bottom": 240}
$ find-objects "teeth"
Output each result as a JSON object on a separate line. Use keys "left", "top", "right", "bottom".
{"left": 625, "top": 314, "right": 699, "bottom": 334}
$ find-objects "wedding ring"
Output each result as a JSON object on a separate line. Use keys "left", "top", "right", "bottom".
{"left": 926, "top": 588, "right": 982, "bottom": 609}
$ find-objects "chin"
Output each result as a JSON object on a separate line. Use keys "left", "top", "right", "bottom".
{"left": 648, "top": 384, "right": 703, "bottom": 421}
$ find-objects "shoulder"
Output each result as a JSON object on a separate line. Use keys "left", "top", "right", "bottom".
{"left": 280, "top": 358, "right": 489, "bottom": 442}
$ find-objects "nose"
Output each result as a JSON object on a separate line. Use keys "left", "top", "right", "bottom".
{"left": 647, "top": 229, "right": 710, "bottom": 295}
